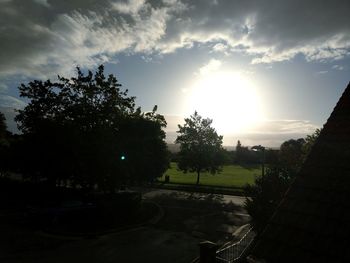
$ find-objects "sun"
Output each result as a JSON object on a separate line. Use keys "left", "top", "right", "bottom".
{"left": 186, "top": 71, "right": 264, "bottom": 134}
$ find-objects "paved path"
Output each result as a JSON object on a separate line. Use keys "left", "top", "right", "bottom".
{"left": 143, "top": 188, "right": 247, "bottom": 207}
{"left": 1, "top": 189, "right": 250, "bottom": 263}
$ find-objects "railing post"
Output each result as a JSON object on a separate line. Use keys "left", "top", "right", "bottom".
{"left": 199, "top": 241, "right": 218, "bottom": 263}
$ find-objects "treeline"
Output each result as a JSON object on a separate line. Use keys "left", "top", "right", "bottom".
{"left": 169, "top": 136, "right": 316, "bottom": 170}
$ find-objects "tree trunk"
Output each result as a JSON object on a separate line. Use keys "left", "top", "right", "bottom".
{"left": 196, "top": 170, "right": 200, "bottom": 185}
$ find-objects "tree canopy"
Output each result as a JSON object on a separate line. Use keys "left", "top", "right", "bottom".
{"left": 244, "top": 129, "right": 322, "bottom": 233}
{"left": 279, "top": 138, "right": 306, "bottom": 174}
{"left": 302, "top": 128, "right": 322, "bottom": 160}
{"left": 244, "top": 166, "right": 292, "bottom": 232}
{"left": 15, "top": 65, "right": 169, "bottom": 191}
{"left": 175, "top": 111, "right": 224, "bottom": 185}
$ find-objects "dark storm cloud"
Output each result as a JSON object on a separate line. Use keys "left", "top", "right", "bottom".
{"left": 0, "top": 0, "right": 349, "bottom": 78}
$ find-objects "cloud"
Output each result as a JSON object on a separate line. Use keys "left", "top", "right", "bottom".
{"left": 163, "top": 114, "right": 320, "bottom": 147}
{"left": 0, "top": 0, "right": 172, "bottom": 78}
{"left": 0, "top": 0, "right": 349, "bottom": 79}
{"left": 211, "top": 43, "right": 230, "bottom": 55}
{"left": 251, "top": 120, "right": 319, "bottom": 135}
{"left": 0, "top": 83, "right": 8, "bottom": 92}
{"left": 198, "top": 59, "right": 222, "bottom": 75}
{"left": 223, "top": 119, "right": 320, "bottom": 147}
{"left": 163, "top": 114, "right": 184, "bottom": 143}
{"left": 156, "top": 1, "right": 350, "bottom": 64}
{"left": 0, "top": 106, "right": 19, "bottom": 134}
{"left": 0, "top": 95, "right": 26, "bottom": 109}
{"left": 33, "top": 0, "right": 51, "bottom": 8}
{"left": 332, "top": 64, "right": 344, "bottom": 70}
{"left": 112, "top": 0, "right": 146, "bottom": 14}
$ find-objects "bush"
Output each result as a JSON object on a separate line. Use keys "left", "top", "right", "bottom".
{"left": 244, "top": 167, "right": 293, "bottom": 233}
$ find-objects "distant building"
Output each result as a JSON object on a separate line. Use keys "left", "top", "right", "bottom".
{"left": 248, "top": 82, "right": 350, "bottom": 262}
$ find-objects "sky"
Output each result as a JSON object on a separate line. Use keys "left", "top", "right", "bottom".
{"left": 0, "top": 0, "right": 350, "bottom": 147}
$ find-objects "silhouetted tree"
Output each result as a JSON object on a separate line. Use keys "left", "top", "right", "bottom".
{"left": 244, "top": 130, "right": 321, "bottom": 234}
{"left": 264, "top": 149, "right": 280, "bottom": 166}
{"left": 116, "top": 106, "right": 169, "bottom": 185}
{"left": 15, "top": 65, "right": 168, "bottom": 190}
{"left": 279, "top": 138, "right": 305, "bottom": 174}
{"left": 235, "top": 140, "right": 242, "bottom": 163}
{"left": 235, "top": 140, "right": 260, "bottom": 164}
{"left": 244, "top": 167, "right": 292, "bottom": 233}
{"left": 302, "top": 128, "right": 322, "bottom": 161}
{"left": 176, "top": 111, "right": 224, "bottom": 185}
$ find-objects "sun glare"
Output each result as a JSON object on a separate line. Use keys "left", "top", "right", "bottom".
{"left": 186, "top": 71, "right": 264, "bottom": 134}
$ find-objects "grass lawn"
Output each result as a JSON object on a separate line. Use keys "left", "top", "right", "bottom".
{"left": 160, "top": 162, "right": 260, "bottom": 188}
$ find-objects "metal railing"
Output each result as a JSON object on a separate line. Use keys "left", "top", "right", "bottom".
{"left": 216, "top": 227, "right": 255, "bottom": 262}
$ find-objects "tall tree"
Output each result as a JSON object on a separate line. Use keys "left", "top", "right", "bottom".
{"left": 176, "top": 111, "right": 224, "bottom": 185}
{"left": 235, "top": 140, "right": 242, "bottom": 163}
{"left": 15, "top": 65, "right": 168, "bottom": 190}
{"left": 279, "top": 138, "right": 305, "bottom": 174}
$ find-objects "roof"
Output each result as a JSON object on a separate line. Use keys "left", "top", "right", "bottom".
{"left": 248, "top": 82, "right": 350, "bottom": 263}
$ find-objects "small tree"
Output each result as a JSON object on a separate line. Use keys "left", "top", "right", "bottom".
{"left": 175, "top": 111, "right": 224, "bottom": 185}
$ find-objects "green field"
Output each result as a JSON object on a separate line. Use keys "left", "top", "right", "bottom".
{"left": 160, "top": 162, "right": 260, "bottom": 188}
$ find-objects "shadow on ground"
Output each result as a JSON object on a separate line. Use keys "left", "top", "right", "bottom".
{"left": 0, "top": 190, "right": 250, "bottom": 263}
{"left": 148, "top": 191, "right": 249, "bottom": 244}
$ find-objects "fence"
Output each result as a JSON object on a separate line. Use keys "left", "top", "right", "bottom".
{"left": 216, "top": 227, "right": 255, "bottom": 263}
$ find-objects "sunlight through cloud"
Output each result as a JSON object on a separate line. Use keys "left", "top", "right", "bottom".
{"left": 186, "top": 71, "right": 264, "bottom": 134}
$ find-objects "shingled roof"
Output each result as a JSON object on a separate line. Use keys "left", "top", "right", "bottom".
{"left": 248, "top": 82, "right": 350, "bottom": 263}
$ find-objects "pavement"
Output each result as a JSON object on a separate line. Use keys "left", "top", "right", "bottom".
{"left": 142, "top": 188, "right": 247, "bottom": 206}
{"left": 0, "top": 189, "right": 250, "bottom": 263}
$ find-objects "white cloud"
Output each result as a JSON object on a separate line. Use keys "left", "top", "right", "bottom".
{"left": 0, "top": 95, "right": 26, "bottom": 109}
{"left": 198, "top": 59, "right": 222, "bottom": 76}
{"left": 0, "top": 1, "right": 172, "bottom": 79}
{"left": 211, "top": 42, "right": 230, "bottom": 55}
{"left": 223, "top": 119, "right": 320, "bottom": 147}
{"left": 332, "top": 64, "right": 344, "bottom": 70}
{"left": 0, "top": 83, "right": 8, "bottom": 92}
{"left": 252, "top": 120, "right": 319, "bottom": 135}
{"left": 33, "top": 0, "right": 51, "bottom": 8}
{"left": 164, "top": 114, "right": 320, "bottom": 147}
{"left": 163, "top": 114, "right": 184, "bottom": 143}
{"left": 0, "top": 0, "right": 350, "bottom": 79}
{"left": 111, "top": 0, "right": 146, "bottom": 14}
